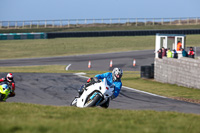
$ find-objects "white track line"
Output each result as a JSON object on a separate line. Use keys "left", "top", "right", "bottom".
{"left": 122, "top": 86, "right": 166, "bottom": 98}
{"left": 65, "top": 64, "right": 71, "bottom": 71}
{"left": 74, "top": 73, "right": 166, "bottom": 98}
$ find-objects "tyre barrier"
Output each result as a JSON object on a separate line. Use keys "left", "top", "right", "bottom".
{"left": 141, "top": 64, "right": 154, "bottom": 79}
{"left": 46, "top": 29, "right": 200, "bottom": 39}
{"left": 0, "top": 33, "right": 46, "bottom": 40}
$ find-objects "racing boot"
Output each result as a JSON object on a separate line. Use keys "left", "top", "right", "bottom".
{"left": 9, "top": 92, "right": 15, "bottom": 97}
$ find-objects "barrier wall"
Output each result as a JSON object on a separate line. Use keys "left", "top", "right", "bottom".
{"left": 0, "top": 33, "right": 46, "bottom": 40}
{"left": 46, "top": 29, "right": 200, "bottom": 38}
{"left": 155, "top": 57, "right": 200, "bottom": 89}
{"left": 1, "top": 29, "right": 200, "bottom": 40}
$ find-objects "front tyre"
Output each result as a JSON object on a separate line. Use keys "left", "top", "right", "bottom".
{"left": 84, "top": 93, "right": 102, "bottom": 107}
{"left": 70, "top": 98, "right": 78, "bottom": 106}
{"left": 0, "top": 93, "right": 5, "bottom": 102}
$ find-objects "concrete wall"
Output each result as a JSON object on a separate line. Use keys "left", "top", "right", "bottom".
{"left": 155, "top": 57, "right": 200, "bottom": 89}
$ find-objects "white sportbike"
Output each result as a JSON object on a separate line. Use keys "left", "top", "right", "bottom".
{"left": 71, "top": 78, "right": 114, "bottom": 108}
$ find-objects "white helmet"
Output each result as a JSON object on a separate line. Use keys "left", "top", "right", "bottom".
{"left": 112, "top": 68, "right": 123, "bottom": 81}
{"left": 6, "top": 73, "right": 13, "bottom": 82}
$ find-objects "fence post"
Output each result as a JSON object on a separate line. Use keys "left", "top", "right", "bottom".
{"left": 23, "top": 21, "right": 25, "bottom": 28}
{"left": 135, "top": 18, "right": 137, "bottom": 26}
{"left": 127, "top": 18, "right": 129, "bottom": 26}
{"left": 60, "top": 20, "right": 62, "bottom": 27}
{"left": 196, "top": 17, "right": 198, "bottom": 25}
{"left": 8, "top": 21, "right": 10, "bottom": 29}
{"left": 187, "top": 17, "right": 189, "bottom": 25}
{"left": 0, "top": 21, "right": 2, "bottom": 29}
{"left": 93, "top": 19, "right": 95, "bottom": 24}
{"left": 68, "top": 20, "right": 70, "bottom": 28}
{"left": 45, "top": 20, "right": 47, "bottom": 28}
{"left": 85, "top": 19, "right": 87, "bottom": 24}
{"left": 52, "top": 20, "right": 54, "bottom": 28}
{"left": 170, "top": 18, "right": 172, "bottom": 25}
{"left": 76, "top": 19, "right": 78, "bottom": 26}
{"left": 153, "top": 18, "right": 155, "bottom": 26}
{"left": 110, "top": 18, "right": 112, "bottom": 25}
{"left": 179, "top": 18, "right": 181, "bottom": 25}
{"left": 37, "top": 21, "right": 39, "bottom": 28}
{"left": 15, "top": 21, "right": 17, "bottom": 29}
{"left": 161, "top": 18, "right": 163, "bottom": 25}
{"left": 30, "top": 21, "right": 32, "bottom": 28}
{"left": 144, "top": 18, "right": 147, "bottom": 26}
{"left": 118, "top": 18, "right": 120, "bottom": 23}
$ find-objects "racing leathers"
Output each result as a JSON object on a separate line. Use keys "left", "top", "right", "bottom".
{"left": 95, "top": 72, "right": 122, "bottom": 99}
{"left": 0, "top": 77, "right": 15, "bottom": 97}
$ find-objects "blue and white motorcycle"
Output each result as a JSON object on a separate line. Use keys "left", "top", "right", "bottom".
{"left": 71, "top": 78, "right": 114, "bottom": 108}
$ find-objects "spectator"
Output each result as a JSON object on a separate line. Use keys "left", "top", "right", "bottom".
{"left": 188, "top": 47, "right": 195, "bottom": 58}
{"left": 161, "top": 47, "right": 167, "bottom": 57}
{"left": 177, "top": 41, "right": 182, "bottom": 51}
{"left": 157, "top": 49, "right": 162, "bottom": 59}
{"left": 167, "top": 48, "right": 173, "bottom": 58}
{"left": 173, "top": 49, "right": 178, "bottom": 59}
{"left": 181, "top": 48, "right": 188, "bottom": 57}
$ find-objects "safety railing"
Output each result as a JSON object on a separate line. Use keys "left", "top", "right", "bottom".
{"left": 0, "top": 17, "right": 200, "bottom": 29}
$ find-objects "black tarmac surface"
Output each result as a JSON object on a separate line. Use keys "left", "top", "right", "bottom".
{"left": 0, "top": 50, "right": 154, "bottom": 71}
{"left": 1, "top": 73, "right": 199, "bottom": 114}
{"left": 1, "top": 50, "right": 200, "bottom": 114}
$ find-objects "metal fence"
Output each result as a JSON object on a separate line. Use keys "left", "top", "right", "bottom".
{"left": 0, "top": 17, "right": 200, "bottom": 29}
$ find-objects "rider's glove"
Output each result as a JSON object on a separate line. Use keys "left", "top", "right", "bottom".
{"left": 87, "top": 77, "right": 98, "bottom": 84}
{"left": 87, "top": 78, "right": 92, "bottom": 83}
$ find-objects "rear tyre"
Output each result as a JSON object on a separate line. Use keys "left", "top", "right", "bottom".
{"left": 84, "top": 93, "right": 102, "bottom": 107}
{"left": 100, "top": 98, "right": 110, "bottom": 109}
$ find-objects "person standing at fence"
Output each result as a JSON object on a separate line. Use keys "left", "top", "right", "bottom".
{"left": 161, "top": 47, "right": 167, "bottom": 57}
{"left": 181, "top": 48, "right": 188, "bottom": 57}
{"left": 188, "top": 47, "right": 195, "bottom": 58}
{"left": 177, "top": 41, "right": 182, "bottom": 51}
{"left": 157, "top": 49, "right": 162, "bottom": 59}
{"left": 167, "top": 48, "right": 173, "bottom": 58}
{"left": 173, "top": 49, "right": 178, "bottom": 59}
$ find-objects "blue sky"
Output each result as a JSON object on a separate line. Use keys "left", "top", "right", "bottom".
{"left": 0, "top": 0, "right": 199, "bottom": 21}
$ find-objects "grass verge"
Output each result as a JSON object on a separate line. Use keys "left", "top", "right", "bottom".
{"left": 0, "top": 35, "right": 200, "bottom": 59}
{"left": 0, "top": 102, "right": 200, "bottom": 133}
{"left": 0, "top": 65, "right": 200, "bottom": 102}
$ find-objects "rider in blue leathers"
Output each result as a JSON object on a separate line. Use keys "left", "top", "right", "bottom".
{"left": 78, "top": 68, "right": 123, "bottom": 108}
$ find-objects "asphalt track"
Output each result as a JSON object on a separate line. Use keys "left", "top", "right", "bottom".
{"left": 1, "top": 73, "right": 200, "bottom": 114}
{"left": 0, "top": 50, "right": 155, "bottom": 71}
{"left": 1, "top": 50, "right": 200, "bottom": 114}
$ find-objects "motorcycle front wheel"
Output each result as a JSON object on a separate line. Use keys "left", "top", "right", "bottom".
{"left": 84, "top": 93, "right": 102, "bottom": 107}
{"left": 0, "top": 93, "right": 5, "bottom": 101}
{"left": 70, "top": 98, "right": 78, "bottom": 106}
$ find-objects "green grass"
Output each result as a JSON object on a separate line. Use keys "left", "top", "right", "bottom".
{"left": 0, "top": 36, "right": 155, "bottom": 59}
{"left": 0, "top": 102, "right": 199, "bottom": 133}
{"left": 0, "top": 35, "right": 200, "bottom": 59}
{"left": 0, "top": 65, "right": 200, "bottom": 101}
{"left": 1, "top": 24, "right": 200, "bottom": 33}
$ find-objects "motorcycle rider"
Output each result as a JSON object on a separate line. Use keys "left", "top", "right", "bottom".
{"left": 0, "top": 73, "right": 15, "bottom": 97}
{"left": 78, "top": 67, "right": 123, "bottom": 108}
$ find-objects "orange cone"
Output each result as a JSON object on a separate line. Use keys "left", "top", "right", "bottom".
{"left": 88, "top": 61, "right": 91, "bottom": 68}
{"left": 110, "top": 60, "right": 113, "bottom": 67}
{"left": 133, "top": 59, "right": 136, "bottom": 67}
